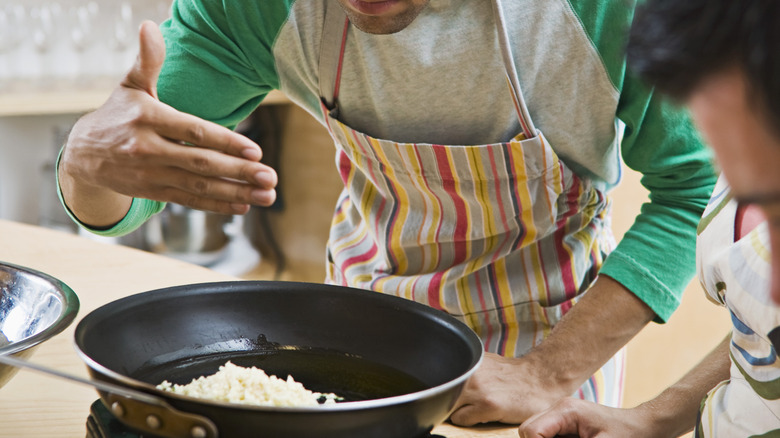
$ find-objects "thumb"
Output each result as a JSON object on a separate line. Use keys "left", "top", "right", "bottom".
{"left": 122, "top": 20, "right": 165, "bottom": 99}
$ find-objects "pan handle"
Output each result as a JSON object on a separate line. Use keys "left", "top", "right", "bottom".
{"left": 101, "top": 391, "right": 218, "bottom": 438}
{"left": 0, "top": 354, "right": 218, "bottom": 438}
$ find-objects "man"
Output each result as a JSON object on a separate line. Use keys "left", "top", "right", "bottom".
{"left": 57, "top": 0, "right": 716, "bottom": 425}
{"left": 518, "top": 0, "right": 780, "bottom": 436}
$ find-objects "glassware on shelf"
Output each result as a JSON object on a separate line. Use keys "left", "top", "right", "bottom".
{"left": 0, "top": 0, "right": 174, "bottom": 94}
{"left": 28, "top": 2, "right": 64, "bottom": 90}
{"left": 0, "top": 7, "right": 16, "bottom": 91}
{"left": 105, "top": 1, "right": 137, "bottom": 76}
{"left": 0, "top": 3, "right": 27, "bottom": 92}
{"left": 67, "top": 1, "right": 99, "bottom": 87}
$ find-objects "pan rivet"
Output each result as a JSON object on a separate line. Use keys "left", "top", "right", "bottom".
{"left": 191, "top": 426, "right": 208, "bottom": 438}
{"left": 146, "top": 414, "right": 162, "bottom": 429}
{"left": 110, "top": 402, "right": 125, "bottom": 418}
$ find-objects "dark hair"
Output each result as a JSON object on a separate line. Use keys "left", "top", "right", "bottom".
{"left": 627, "top": 0, "right": 780, "bottom": 128}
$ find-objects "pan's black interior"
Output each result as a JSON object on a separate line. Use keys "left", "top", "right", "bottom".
{"left": 134, "top": 349, "right": 428, "bottom": 402}
{"left": 77, "top": 282, "right": 479, "bottom": 393}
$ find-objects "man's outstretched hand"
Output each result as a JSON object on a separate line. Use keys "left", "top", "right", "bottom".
{"left": 59, "top": 20, "right": 277, "bottom": 228}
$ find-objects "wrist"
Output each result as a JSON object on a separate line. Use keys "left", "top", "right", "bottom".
{"left": 58, "top": 144, "right": 132, "bottom": 228}
{"left": 520, "top": 349, "right": 581, "bottom": 398}
{"left": 633, "top": 398, "right": 694, "bottom": 438}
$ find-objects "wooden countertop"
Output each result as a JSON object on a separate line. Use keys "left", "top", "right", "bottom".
{"left": 0, "top": 220, "right": 516, "bottom": 438}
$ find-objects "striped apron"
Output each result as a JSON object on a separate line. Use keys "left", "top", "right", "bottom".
{"left": 317, "top": 0, "right": 623, "bottom": 406}
{"left": 695, "top": 176, "right": 780, "bottom": 437}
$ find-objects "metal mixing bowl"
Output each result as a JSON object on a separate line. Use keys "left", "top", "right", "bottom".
{"left": 0, "top": 262, "right": 79, "bottom": 388}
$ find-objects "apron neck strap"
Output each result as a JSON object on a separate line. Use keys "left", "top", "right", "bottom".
{"left": 319, "top": 1, "right": 349, "bottom": 112}
{"left": 318, "top": 0, "right": 537, "bottom": 138}
{"left": 490, "top": 0, "right": 536, "bottom": 138}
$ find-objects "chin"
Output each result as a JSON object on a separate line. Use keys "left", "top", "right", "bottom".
{"left": 345, "top": 14, "right": 416, "bottom": 34}
{"left": 339, "top": 0, "right": 428, "bottom": 35}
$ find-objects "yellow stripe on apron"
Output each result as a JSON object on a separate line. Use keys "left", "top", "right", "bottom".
{"left": 317, "top": 0, "right": 622, "bottom": 407}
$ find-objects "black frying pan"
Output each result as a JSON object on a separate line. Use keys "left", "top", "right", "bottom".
{"left": 74, "top": 281, "right": 483, "bottom": 438}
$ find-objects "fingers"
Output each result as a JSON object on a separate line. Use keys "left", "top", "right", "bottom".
{"left": 149, "top": 103, "right": 263, "bottom": 161}
{"left": 165, "top": 161, "right": 277, "bottom": 205}
{"left": 517, "top": 399, "right": 588, "bottom": 438}
{"left": 449, "top": 403, "right": 502, "bottom": 427}
{"left": 517, "top": 411, "right": 569, "bottom": 438}
{"left": 155, "top": 184, "right": 271, "bottom": 215}
{"left": 450, "top": 381, "right": 504, "bottom": 426}
{"left": 122, "top": 20, "right": 166, "bottom": 98}
{"left": 123, "top": 163, "right": 277, "bottom": 214}
{"left": 449, "top": 352, "right": 515, "bottom": 426}
{"left": 144, "top": 131, "right": 275, "bottom": 186}
{"left": 129, "top": 142, "right": 277, "bottom": 206}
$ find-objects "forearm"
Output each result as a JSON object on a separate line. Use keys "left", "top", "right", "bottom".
{"left": 634, "top": 336, "right": 731, "bottom": 437}
{"left": 524, "top": 275, "right": 655, "bottom": 393}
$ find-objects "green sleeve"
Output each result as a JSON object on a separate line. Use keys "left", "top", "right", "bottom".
{"left": 157, "top": 0, "right": 294, "bottom": 125}
{"left": 568, "top": 0, "right": 717, "bottom": 322}
{"left": 70, "top": 0, "right": 294, "bottom": 237}
{"left": 600, "top": 71, "right": 717, "bottom": 323}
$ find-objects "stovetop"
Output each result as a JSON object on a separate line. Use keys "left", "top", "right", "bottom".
{"left": 86, "top": 400, "right": 447, "bottom": 438}
{"left": 87, "top": 401, "right": 150, "bottom": 438}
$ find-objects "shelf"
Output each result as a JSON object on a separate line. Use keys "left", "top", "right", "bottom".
{"left": 0, "top": 84, "right": 289, "bottom": 117}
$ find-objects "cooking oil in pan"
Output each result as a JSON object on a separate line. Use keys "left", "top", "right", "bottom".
{"left": 134, "top": 349, "right": 429, "bottom": 403}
